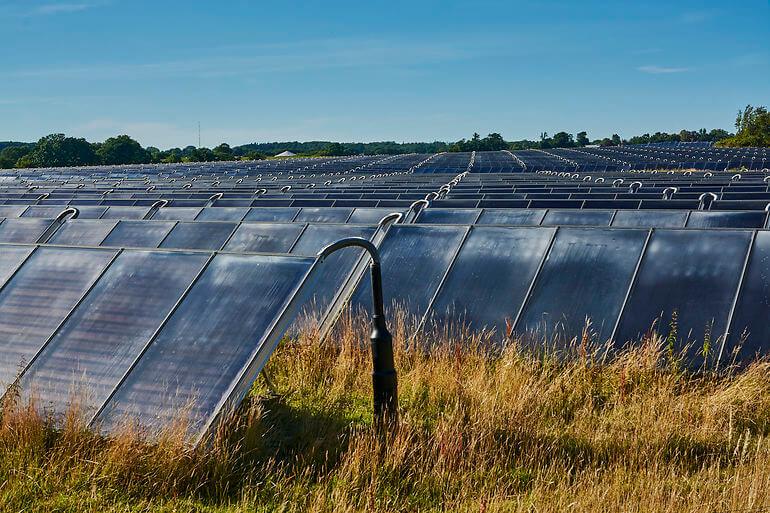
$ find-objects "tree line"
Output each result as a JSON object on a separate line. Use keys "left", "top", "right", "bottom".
{"left": 1, "top": 105, "right": 766, "bottom": 169}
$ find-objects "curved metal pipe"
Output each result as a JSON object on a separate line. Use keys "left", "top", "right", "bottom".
{"left": 316, "top": 237, "right": 396, "bottom": 431}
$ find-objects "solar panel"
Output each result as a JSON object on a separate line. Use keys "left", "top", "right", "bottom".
{"left": 223, "top": 223, "right": 305, "bottom": 253}
{"left": 515, "top": 228, "right": 648, "bottom": 343}
{"left": 101, "top": 221, "right": 176, "bottom": 248}
{"left": 541, "top": 209, "right": 614, "bottom": 226}
{"left": 615, "top": 229, "right": 751, "bottom": 363}
{"left": 0, "top": 247, "right": 117, "bottom": 390}
{"left": 351, "top": 225, "right": 467, "bottom": 318}
{"left": 427, "top": 226, "right": 555, "bottom": 336}
{"left": 48, "top": 220, "right": 118, "bottom": 246}
{"left": 725, "top": 231, "right": 770, "bottom": 360}
{"left": 243, "top": 207, "right": 301, "bottom": 222}
{"left": 160, "top": 222, "right": 237, "bottom": 250}
{"left": 415, "top": 208, "right": 481, "bottom": 224}
{"left": 93, "top": 253, "right": 315, "bottom": 439}
{"left": 0, "top": 218, "right": 54, "bottom": 243}
{"left": 476, "top": 209, "right": 546, "bottom": 225}
{"left": 610, "top": 210, "right": 687, "bottom": 228}
{"left": 17, "top": 250, "right": 209, "bottom": 419}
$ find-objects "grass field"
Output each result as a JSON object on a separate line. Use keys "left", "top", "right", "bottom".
{"left": 2, "top": 315, "right": 770, "bottom": 512}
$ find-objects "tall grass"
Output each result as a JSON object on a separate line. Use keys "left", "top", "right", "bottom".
{"left": 2, "top": 314, "right": 770, "bottom": 511}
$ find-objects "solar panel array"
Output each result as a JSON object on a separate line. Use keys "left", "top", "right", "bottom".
{"left": 2, "top": 147, "right": 770, "bottom": 442}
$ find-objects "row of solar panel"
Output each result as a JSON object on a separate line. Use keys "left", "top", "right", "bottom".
{"left": 0, "top": 218, "right": 380, "bottom": 252}
{"left": 0, "top": 218, "right": 385, "bottom": 442}
{"left": 346, "top": 224, "right": 770, "bottom": 364}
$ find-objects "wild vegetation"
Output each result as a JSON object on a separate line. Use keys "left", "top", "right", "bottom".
{"left": 3, "top": 314, "right": 770, "bottom": 512}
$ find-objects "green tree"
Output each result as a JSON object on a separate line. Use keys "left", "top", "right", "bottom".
{"left": 22, "top": 134, "right": 99, "bottom": 167}
{"left": 611, "top": 134, "right": 622, "bottom": 146}
{"left": 96, "top": 135, "right": 151, "bottom": 165}
{"left": 213, "top": 143, "right": 234, "bottom": 161}
{"left": 552, "top": 132, "right": 575, "bottom": 148}
{"left": 0, "top": 145, "right": 32, "bottom": 168}
{"left": 576, "top": 131, "right": 590, "bottom": 146}
{"left": 717, "top": 105, "right": 770, "bottom": 147}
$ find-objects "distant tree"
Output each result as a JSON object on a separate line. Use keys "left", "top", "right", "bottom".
{"left": 183, "top": 147, "right": 216, "bottom": 162}
{"left": 0, "top": 145, "right": 32, "bottom": 168}
{"left": 243, "top": 150, "right": 266, "bottom": 160}
{"left": 318, "top": 142, "right": 345, "bottom": 156}
{"left": 611, "top": 134, "right": 622, "bottom": 146}
{"left": 717, "top": 105, "right": 770, "bottom": 147}
{"left": 599, "top": 137, "right": 614, "bottom": 147}
{"left": 21, "top": 134, "right": 99, "bottom": 167}
{"left": 96, "top": 135, "right": 151, "bottom": 165}
{"left": 576, "top": 131, "right": 590, "bottom": 146}
{"left": 213, "top": 143, "right": 234, "bottom": 161}
{"left": 551, "top": 132, "right": 575, "bottom": 148}
{"left": 482, "top": 133, "right": 507, "bottom": 150}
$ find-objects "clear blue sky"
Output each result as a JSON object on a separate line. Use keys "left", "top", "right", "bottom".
{"left": 1, "top": 0, "right": 768, "bottom": 149}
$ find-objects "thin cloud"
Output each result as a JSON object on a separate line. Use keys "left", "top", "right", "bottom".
{"left": 637, "top": 65, "right": 691, "bottom": 74}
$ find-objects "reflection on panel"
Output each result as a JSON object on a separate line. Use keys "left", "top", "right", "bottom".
{"left": 476, "top": 209, "right": 546, "bottom": 225}
{"left": 195, "top": 207, "right": 250, "bottom": 222}
{"left": 351, "top": 225, "right": 467, "bottom": 318}
{"left": 0, "top": 247, "right": 117, "bottom": 389}
{"left": 717, "top": 231, "right": 770, "bottom": 361}
{"left": 160, "top": 222, "right": 237, "bottom": 250}
{"left": 224, "top": 223, "right": 305, "bottom": 253}
{"left": 0, "top": 218, "right": 53, "bottom": 243}
{"left": 515, "top": 228, "right": 648, "bottom": 343}
{"left": 428, "top": 226, "right": 554, "bottom": 336}
{"left": 294, "top": 207, "right": 352, "bottom": 223}
{"left": 48, "top": 220, "right": 117, "bottom": 246}
{"left": 95, "top": 254, "right": 314, "bottom": 437}
{"left": 101, "top": 221, "right": 176, "bottom": 248}
{"left": 347, "top": 208, "right": 397, "bottom": 224}
{"left": 243, "top": 207, "right": 300, "bottom": 222}
{"left": 615, "top": 229, "right": 751, "bottom": 362}
{"left": 611, "top": 210, "right": 687, "bottom": 228}
{"left": 290, "top": 224, "right": 376, "bottom": 317}
{"left": 541, "top": 210, "right": 614, "bottom": 226}
{"left": 686, "top": 211, "right": 767, "bottom": 228}
{"left": 0, "top": 245, "right": 35, "bottom": 289}
{"left": 101, "top": 207, "right": 151, "bottom": 220}
{"left": 18, "top": 251, "right": 208, "bottom": 418}
{"left": 416, "top": 209, "right": 480, "bottom": 225}
{"left": 152, "top": 207, "right": 202, "bottom": 221}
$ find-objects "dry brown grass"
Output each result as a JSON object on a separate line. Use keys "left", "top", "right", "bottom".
{"left": 2, "top": 313, "right": 770, "bottom": 511}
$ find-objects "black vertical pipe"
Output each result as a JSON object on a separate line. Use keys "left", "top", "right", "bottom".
{"left": 369, "top": 261, "right": 397, "bottom": 430}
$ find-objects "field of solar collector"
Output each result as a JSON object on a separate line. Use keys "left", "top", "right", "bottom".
{"left": 3, "top": 149, "right": 770, "bottom": 510}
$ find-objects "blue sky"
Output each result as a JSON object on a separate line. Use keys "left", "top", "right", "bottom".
{"left": 1, "top": 0, "right": 768, "bottom": 148}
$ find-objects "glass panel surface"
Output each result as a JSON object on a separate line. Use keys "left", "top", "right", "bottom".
{"left": 615, "top": 230, "right": 751, "bottom": 362}
{"left": 290, "top": 224, "right": 376, "bottom": 317}
{"left": 224, "top": 223, "right": 305, "bottom": 253}
{"left": 541, "top": 210, "right": 614, "bottom": 226}
{"left": 347, "top": 208, "right": 397, "bottom": 224}
{"left": 0, "top": 245, "right": 35, "bottom": 287}
{"left": 101, "top": 207, "right": 150, "bottom": 220}
{"left": 351, "top": 225, "right": 467, "bottom": 317}
{"left": 95, "top": 254, "right": 314, "bottom": 436}
{"left": 243, "top": 207, "right": 300, "bottom": 222}
{"left": 0, "top": 248, "right": 117, "bottom": 390}
{"left": 294, "top": 207, "right": 352, "bottom": 223}
{"left": 21, "top": 206, "right": 67, "bottom": 218}
{"left": 0, "top": 206, "right": 28, "bottom": 218}
{"left": 686, "top": 211, "right": 766, "bottom": 228}
{"left": 47, "top": 220, "right": 117, "bottom": 246}
{"left": 476, "top": 209, "right": 546, "bottom": 225}
{"left": 516, "top": 228, "right": 648, "bottom": 342}
{"left": 0, "top": 218, "right": 53, "bottom": 243}
{"left": 101, "top": 221, "right": 176, "bottom": 248}
{"left": 416, "top": 209, "right": 480, "bottom": 224}
{"left": 152, "top": 207, "right": 202, "bottom": 221}
{"left": 726, "top": 232, "right": 770, "bottom": 360}
{"left": 18, "top": 251, "right": 208, "bottom": 419}
{"left": 611, "top": 210, "right": 687, "bottom": 228}
{"left": 195, "top": 207, "right": 250, "bottom": 222}
{"left": 429, "top": 227, "right": 554, "bottom": 336}
{"left": 160, "top": 222, "right": 237, "bottom": 250}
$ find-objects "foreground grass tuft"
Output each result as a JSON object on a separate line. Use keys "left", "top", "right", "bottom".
{"left": 2, "top": 315, "right": 770, "bottom": 511}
